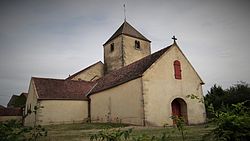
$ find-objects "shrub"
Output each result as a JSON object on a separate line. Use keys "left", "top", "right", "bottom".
{"left": 170, "top": 116, "right": 186, "bottom": 141}
{"left": 90, "top": 128, "right": 132, "bottom": 141}
{"left": 0, "top": 120, "right": 47, "bottom": 141}
{"left": 212, "top": 102, "right": 250, "bottom": 141}
{"left": 89, "top": 128, "right": 169, "bottom": 141}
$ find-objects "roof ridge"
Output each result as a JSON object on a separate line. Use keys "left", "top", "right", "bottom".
{"left": 32, "top": 77, "right": 95, "bottom": 85}
{"left": 32, "top": 77, "right": 65, "bottom": 81}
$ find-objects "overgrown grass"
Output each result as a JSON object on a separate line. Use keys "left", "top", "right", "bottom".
{"left": 39, "top": 123, "right": 129, "bottom": 141}
{"left": 130, "top": 124, "right": 215, "bottom": 141}
{"left": 43, "top": 122, "right": 129, "bottom": 131}
{"left": 38, "top": 123, "right": 215, "bottom": 141}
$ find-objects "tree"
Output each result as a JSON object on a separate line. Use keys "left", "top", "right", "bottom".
{"left": 203, "top": 82, "right": 250, "bottom": 140}
{"left": 204, "top": 82, "right": 250, "bottom": 118}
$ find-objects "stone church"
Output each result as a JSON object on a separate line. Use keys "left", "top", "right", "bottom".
{"left": 24, "top": 21, "right": 206, "bottom": 126}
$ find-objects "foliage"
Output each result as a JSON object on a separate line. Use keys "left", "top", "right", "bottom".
{"left": 0, "top": 103, "right": 48, "bottom": 141}
{"left": 89, "top": 128, "right": 170, "bottom": 141}
{"left": 30, "top": 104, "right": 47, "bottom": 141}
{"left": 32, "top": 122, "right": 212, "bottom": 141}
{"left": 204, "top": 82, "right": 250, "bottom": 118}
{"left": 170, "top": 116, "right": 186, "bottom": 141}
{"left": 211, "top": 101, "right": 250, "bottom": 141}
{"left": 132, "top": 132, "right": 169, "bottom": 141}
{"left": 188, "top": 82, "right": 250, "bottom": 141}
{"left": 186, "top": 94, "right": 204, "bottom": 103}
{"left": 29, "top": 125, "right": 47, "bottom": 141}
{"left": 90, "top": 128, "right": 132, "bottom": 141}
{"left": 0, "top": 120, "right": 27, "bottom": 141}
{"left": 0, "top": 120, "right": 47, "bottom": 141}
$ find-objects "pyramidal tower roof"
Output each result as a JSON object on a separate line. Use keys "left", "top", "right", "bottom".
{"left": 104, "top": 21, "right": 151, "bottom": 45}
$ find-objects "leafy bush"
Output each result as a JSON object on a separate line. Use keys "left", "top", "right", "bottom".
{"left": 0, "top": 120, "right": 47, "bottom": 141}
{"left": 132, "top": 133, "right": 169, "bottom": 141}
{"left": 188, "top": 83, "right": 250, "bottom": 141}
{"left": 90, "top": 128, "right": 169, "bottom": 141}
{"left": 170, "top": 116, "right": 186, "bottom": 141}
{"left": 0, "top": 120, "right": 27, "bottom": 141}
{"left": 90, "top": 128, "right": 132, "bottom": 141}
{"left": 212, "top": 102, "right": 250, "bottom": 141}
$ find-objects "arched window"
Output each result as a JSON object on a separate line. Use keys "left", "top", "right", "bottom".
{"left": 174, "top": 60, "right": 182, "bottom": 79}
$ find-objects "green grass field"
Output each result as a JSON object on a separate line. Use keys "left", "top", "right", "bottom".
{"left": 38, "top": 123, "right": 215, "bottom": 141}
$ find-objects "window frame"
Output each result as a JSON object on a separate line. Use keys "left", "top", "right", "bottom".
{"left": 174, "top": 60, "right": 182, "bottom": 79}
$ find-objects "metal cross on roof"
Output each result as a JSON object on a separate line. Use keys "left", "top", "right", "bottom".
{"left": 172, "top": 36, "right": 177, "bottom": 43}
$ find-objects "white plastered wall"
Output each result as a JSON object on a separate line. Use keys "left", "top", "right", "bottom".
{"left": 142, "top": 44, "right": 206, "bottom": 126}
{"left": 24, "top": 79, "right": 38, "bottom": 126}
{"left": 90, "top": 78, "right": 144, "bottom": 125}
{"left": 37, "top": 100, "right": 88, "bottom": 125}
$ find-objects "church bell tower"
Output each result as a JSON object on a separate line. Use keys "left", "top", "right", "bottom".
{"left": 103, "top": 21, "right": 151, "bottom": 73}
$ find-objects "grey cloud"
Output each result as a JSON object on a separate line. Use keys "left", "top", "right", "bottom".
{"left": 0, "top": 0, "right": 249, "bottom": 106}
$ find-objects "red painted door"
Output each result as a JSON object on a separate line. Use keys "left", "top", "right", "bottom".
{"left": 172, "top": 100, "right": 181, "bottom": 124}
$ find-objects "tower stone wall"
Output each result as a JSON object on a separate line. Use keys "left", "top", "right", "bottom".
{"left": 123, "top": 35, "right": 151, "bottom": 66}
{"left": 103, "top": 22, "right": 151, "bottom": 74}
{"left": 103, "top": 35, "right": 123, "bottom": 73}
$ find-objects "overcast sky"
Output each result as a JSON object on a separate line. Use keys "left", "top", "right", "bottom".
{"left": 0, "top": 0, "right": 249, "bottom": 106}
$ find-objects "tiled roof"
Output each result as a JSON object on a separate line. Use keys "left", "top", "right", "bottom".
{"left": 104, "top": 21, "right": 151, "bottom": 45}
{"left": 0, "top": 105, "right": 5, "bottom": 109}
{"left": 66, "top": 61, "right": 103, "bottom": 80}
{"left": 91, "top": 45, "right": 172, "bottom": 94}
{"left": 0, "top": 107, "right": 22, "bottom": 116}
{"left": 33, "top": 77, "right": 95, "bottom": 100}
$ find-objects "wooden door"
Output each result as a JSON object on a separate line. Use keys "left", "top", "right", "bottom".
{"left": 171, "top": 99, "right": 181, "bottom": 124}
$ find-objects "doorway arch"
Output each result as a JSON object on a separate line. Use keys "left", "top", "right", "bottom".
{"left": 171, "top": 98, "right": 188, "bottom": 124}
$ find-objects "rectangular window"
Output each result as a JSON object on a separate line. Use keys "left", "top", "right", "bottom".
{"left": 110, "top": 43, "right": 114, "bottom": 52}
{"left": 135, "top": 40, "right": 140, "bottom": 49}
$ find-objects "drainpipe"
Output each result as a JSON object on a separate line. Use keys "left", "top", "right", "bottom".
{"left": 87, "top": 99, "right": 91, "bottom": 122}
{"left": 140, "top": 77, "right": 146, "bottom": 126}
{"left": 86, "top": 82, "right": 98, "bottom": 122}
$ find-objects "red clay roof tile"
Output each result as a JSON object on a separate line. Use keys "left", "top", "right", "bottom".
{"left": 33, "top": 78, "right": 95, "bottom": 100}
{"left": 0, "top": 107, "right": 22, "bottom": 116}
